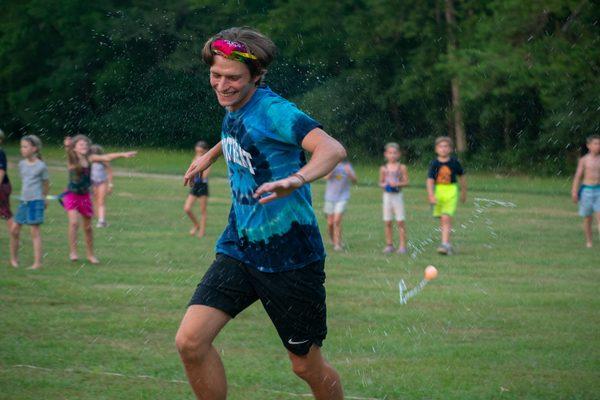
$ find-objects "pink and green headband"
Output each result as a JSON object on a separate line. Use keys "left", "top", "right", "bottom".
{"left": 211, "top": 38, "right": 259, "bottom": 65}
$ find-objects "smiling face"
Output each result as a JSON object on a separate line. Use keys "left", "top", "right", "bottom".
{"left": 20, "top": 140, "right": 37, "bottom": 158}
{"left": 209, "top": 55, "right": 260, "bottom": 111}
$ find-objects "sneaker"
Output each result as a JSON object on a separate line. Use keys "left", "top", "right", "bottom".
{"left": 437, "top": 243, "right": 452, "bottom": 255}
{"left": 333, "top": 244, "right": 343, "bottom": 252}
{"left": 383, "top": 245, "right": 395, "bottom": 254}
{"left": 96, "top": 221, "right": 108, "bottom": 228}
{"left": 397, "top": 247, "right": 407, "bottom": 254}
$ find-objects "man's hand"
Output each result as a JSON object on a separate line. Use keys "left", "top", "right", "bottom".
{"left": 428, "top": 194, "right": 437, "bottom": 205}
{"left": 184, "top": 155, "right": 212, "bottom": 186}
{"left": 572, "top": 190, "right": 579, "bottom": 204}
{"left": 253, "top": 176, "right": 304, "bottom": 204}
{"left": 460, "top": 191, "right": 467, "bottom": 204}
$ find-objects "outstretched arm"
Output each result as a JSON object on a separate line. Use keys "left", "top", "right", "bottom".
{"left": 571, "top": 157, "right": 584, "bottom": 203}
{"left": 254, "top": 128, "right": 346, "bottom": 204}
{"left": 184, "top": 141, "right": 222, "bottom": 186}
{"left": 90, "top": 151, "right": 137, "bottom": 163}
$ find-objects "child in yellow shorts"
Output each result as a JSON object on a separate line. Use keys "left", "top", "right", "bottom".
{"left": 426, "top": 136, "right": 467, "bottom": 255}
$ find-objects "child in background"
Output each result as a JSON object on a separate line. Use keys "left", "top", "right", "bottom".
{"left": 183, "top": 141, "right": 211, "bottom": 238}
{"left": 426, "top": 136, "right": 467, "bottom": 255}
{"left": 63, "top": 135, "right": 136, "bottom": 264}
{"left": 0, "top": 129, "right": 16, "bottom": 265}
{"left": 324, "top": 159, "right": 357, "bottom": 251}
{"left": 571, "top": 135, "right": 600, "bottom": 248}
{"left": 380, "top": 142, "right": 409, "bottom": 254}
{"left": 90, "top": 144, "right": 114, "bottom": 228}
{"left": 10, "top": 135, "right": 49, "bottom": 269}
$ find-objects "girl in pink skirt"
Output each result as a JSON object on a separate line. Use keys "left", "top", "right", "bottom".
{"left": 62, "top": 135, "right": 136, "bottom": 264}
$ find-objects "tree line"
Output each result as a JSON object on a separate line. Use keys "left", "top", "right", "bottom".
{"left": 1, "top": 0, "right": 597, "bottom": 172}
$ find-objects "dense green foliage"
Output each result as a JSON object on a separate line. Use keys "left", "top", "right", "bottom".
{"left": 1, "top": 0, "right": 598, "bottom": 171}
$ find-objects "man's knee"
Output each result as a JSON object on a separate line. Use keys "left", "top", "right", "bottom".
{"left": 175, "top": 325, "right": 214, "bottom": 363}
{"left": 290, "top": 354, "right": 323, "bottom": 381}
{"left": 291, "top": 358, "right": 312, "bottom": 380}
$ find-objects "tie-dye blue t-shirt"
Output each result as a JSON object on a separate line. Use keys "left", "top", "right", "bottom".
{"left": 215, "top": 86, "right": 325, "bottom": 272}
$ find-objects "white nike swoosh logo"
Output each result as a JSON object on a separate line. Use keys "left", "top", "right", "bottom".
{"left": 288, "top": 338, "right": 309, "bottom": 345}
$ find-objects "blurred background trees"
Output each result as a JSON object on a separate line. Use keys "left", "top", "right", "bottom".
{"left": 1, "top": 0, "right": 597, "bottom": 172}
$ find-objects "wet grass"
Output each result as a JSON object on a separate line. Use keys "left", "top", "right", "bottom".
{"left": 0, "top": 149, "right": 598, "bottom": 399}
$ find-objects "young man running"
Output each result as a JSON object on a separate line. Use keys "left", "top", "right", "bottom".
{"left": 176, "top": 27, "right": 346, "bottom": 400}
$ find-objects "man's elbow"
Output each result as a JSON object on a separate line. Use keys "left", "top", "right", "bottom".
{"left": 334, "top": 141, "right": 347, "bottom": 162}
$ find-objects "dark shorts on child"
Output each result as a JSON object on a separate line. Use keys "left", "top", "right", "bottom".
{"left": 0, "top": 182, "right": 12, "bottom": 219}
{"left": 188, "top": 254, "right": 327, "bottom": 356}
{"left": 190, "top": 181, "right": 209, "bottom": 197}
{"left": 15, "top": 200, "right": 45, "bottom": 225}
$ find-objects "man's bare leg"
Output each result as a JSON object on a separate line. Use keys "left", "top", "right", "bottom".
{"left": 289, "top": 345, "right": 344, "bottom": 400}
{"left": 176, "top": 305, "right": 231, "bottom": 400}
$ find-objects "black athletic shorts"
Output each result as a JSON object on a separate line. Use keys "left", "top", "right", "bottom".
{"left": 190, "top": 181, "right": 209, "bottom": 197}
{"left": 188, "top": 253, "right": 327, "bottom": 356}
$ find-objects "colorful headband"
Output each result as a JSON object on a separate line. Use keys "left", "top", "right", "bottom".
{"left": 211, "top": 38, "right": 258, "bottom": 65}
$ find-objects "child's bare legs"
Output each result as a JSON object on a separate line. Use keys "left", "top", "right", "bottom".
{"left": 326, "top": 214, "right": 334, "bottom": 243}
{"left": 583, "top": 216, "right": 593, "bottom": 247}
{"left": 198, "top": 195, "right": 208, "bottom": 238}
{"left": 332, "top": 213, "right": 343, "bottom": 250}
{"left": 184, "top": 195, "right": 199, "bottom": 235}
{"left": 9, "top": 220, "right": 20, "bottom": 267}
{"left": 441, "top": 214, "right": 452, "bottom": 245}
{"left": 67, "top": 210, "right": 79, "bottom": 260}
{"left": 29, "top": 225, "right": 42, "bottom": 269}
{"left": 384, "top": 221, "right": 394, "bottom": 246}
{"left": 94, "top": 183, "right": 108, "bottom": 224}
{"left": 397, "top": 220, "right": 406, "bottom": 252}
{"left": 82, "top": 216, "right": 98, "bottom": 264}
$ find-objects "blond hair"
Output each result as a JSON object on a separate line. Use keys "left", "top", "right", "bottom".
{"left": 384, "top": 142, "right": 400, "bottom": 151}
{"left": 21, "top": 134, "right": 43, "bottom": 159}
{"left": 435, "top": 136, "right": 453, "bottom": 147}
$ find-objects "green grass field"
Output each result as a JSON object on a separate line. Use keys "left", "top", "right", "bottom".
{"left": 0, "top": 149, "right": 598, "bottom": 399}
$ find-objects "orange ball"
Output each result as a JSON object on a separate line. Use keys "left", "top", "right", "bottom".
{"left": 424, "top": 265, "right": 438, "bottom": 281}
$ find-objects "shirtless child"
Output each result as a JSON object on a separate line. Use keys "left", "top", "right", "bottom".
{"left": 571, "top": 135, "right": 600, "bottom": 248}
